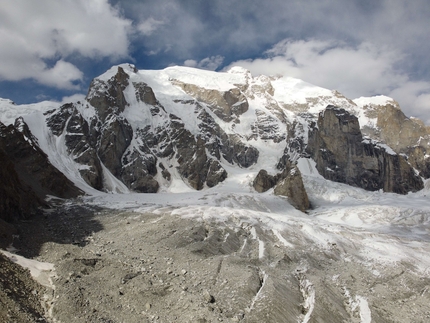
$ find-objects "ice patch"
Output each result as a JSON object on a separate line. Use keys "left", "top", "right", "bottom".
{"left": 1, "top": 250, "right": 55, "bottom": 289}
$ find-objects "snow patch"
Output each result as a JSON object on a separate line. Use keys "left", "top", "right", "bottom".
{"left": 353, "top": 95, "right": 395, "bottom": 107}
{"left": 1, "top": 250, "right": 55, "bottom": 289}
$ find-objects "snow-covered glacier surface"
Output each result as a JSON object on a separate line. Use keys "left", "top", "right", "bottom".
{"left": 2, "top": 65, "right": 430, "bottom": 322}
{"left": 56, "top": 157, "right": 429, "bottom": 323}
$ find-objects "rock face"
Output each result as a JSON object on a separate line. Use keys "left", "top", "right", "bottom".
{"left": 253, "top": 170, "right": 279, "bottom": 193}
{"left": 0, "top": 141, "right": 39, "bottom": 247}
{"left": 6, "top": 119, "right": 83, "bottom": 199}
{"left": 173, "top": 80, "right": 249, "bottom": 122}
{"left": 0, "top": 120, "right": 82, "bottom": 222}
{"left": 0, "top": 146, "right": 40, "bottom": 222}
{"left": 1, "top": 65, "right": 429, "bottom": 197}
{"left": 358, "top": 99, "right": 430, "bottom": 178}
{"left": 306, "top": 106, "right": 423, "bottom": 194}
{"left": 0, "top": 119, "right": 82, "bottom": 247}
{"left": 274, "top": 164, "right": 310, "bottom": 212}
{"left": 253, "top": 163, "right": 310, "bottom": 212}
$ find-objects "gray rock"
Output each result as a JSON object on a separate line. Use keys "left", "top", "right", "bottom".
{"left": 203, "top": 290, "right": 215, "bottom": 303}
{"left": 98, "top": 115, "right": 133, "bottom": 177}
{"left": 86, "top": 66, "right": 130, "bottom": 122}
{"left": 306, "top": 106, "right": 423, "bottom": 194}
{"left": 274, "top": 164, "right": 310, "bottom": 212}
{"left": 253, "top": 164, "right": 310, "bottom": 212}
{"left": 173, "top": 81, "right": 248, "bottom": 122}
{"left": 253, "top": 170, "right": 278, "bottom": 193}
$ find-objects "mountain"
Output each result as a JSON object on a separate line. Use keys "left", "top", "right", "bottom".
{"left": 0, "top": 64, "right": 428, "bottom": 210}
{"left": 0, "top": 116, "right": 83, "bottom": 248}
{"left": 2, "top": 65, "right": 430, "bottom": 322}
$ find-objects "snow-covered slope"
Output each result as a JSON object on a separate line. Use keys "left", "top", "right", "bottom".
{"left": 71, "top": 156, "right": 430, "bottom": 322}
{"left": 1, "top": 64, "right": 429, "bottom": 200}
{"left": 2, "top": 65, "right": 430, "bottom": 322}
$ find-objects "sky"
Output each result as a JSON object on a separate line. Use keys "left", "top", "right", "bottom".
{"left": 1, "top": 0, "right": 430, "bottom": 123}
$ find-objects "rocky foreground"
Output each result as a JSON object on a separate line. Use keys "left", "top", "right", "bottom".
{"left": 2, "top": 195, "right": 430, "bottom": 323}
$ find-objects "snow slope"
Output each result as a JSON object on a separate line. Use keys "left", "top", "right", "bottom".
{"left": 0, "top": 64, "right": 408, "bottom": 196}
{"left": 2, "top": 66, "right": 430, "bottom": 321}
{"left": 72, "top": 155, "right": 430, "bottom": 320}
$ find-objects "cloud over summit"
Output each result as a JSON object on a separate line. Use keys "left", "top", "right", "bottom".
{"left": 1, "top": 0, "right": 430, "bottom": 122}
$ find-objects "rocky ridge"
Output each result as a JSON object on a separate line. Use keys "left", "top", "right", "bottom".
{"left": 306, "top": 106, "right": 423, "bottom": 194}
{"left": 0, "top": 119, "right": 82, "bottom": 231}
{"left": 1, "top": 64, "right": 429, "bottom": 206}
{"left": 1, "top": 65, "right": 430, "bottom": 323}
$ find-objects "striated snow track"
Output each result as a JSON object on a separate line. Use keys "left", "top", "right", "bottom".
{"left": 296, "top": 271, "right": 315, "bottom": 323}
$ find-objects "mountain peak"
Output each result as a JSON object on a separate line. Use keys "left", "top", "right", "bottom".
{"left": 0, "top": 64, "right": 429, "bottom": 197}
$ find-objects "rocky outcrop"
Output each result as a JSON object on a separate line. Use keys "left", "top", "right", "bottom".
{"left": 274, "top": 164, "right": 310, "bottom": 212}
{"left": 250, "top": 109, "right": 287, "bottom": 143}
{"left": 253, "top": 170, "right": 279, "bottom": 193}
{"left": 306, "top": 106, "right": 423, "bottom": 194}
{"left": 86, "top": 66, "right": 131, "bottom": 122}
{"left": 98, "top": 115, "right": 133, "bottom": 177}
{"left": 253, "top": 163, "right": 310, "bottom": 212}
{"left": 362, "top": 100, "right": 430, "bottom": 178}
{"left": 0, "top": 130, "right": 41, "bottom": 247}
{"left": 0, "top": 146, "right": 41, "bottom": 222}
{"left": 173, "top": 81, "right": 249, "bottom": 122}
{"left": 406, "top": 146, "right": 430, "bottom": 178}
{"left": 0, "top": 120, "right": 82, "bottom": 230}
{"left": 0, "top": 120, "right": 82, "bottom": 201}
{"left": 361, "top": 100, "right": 430, "bottom": 151}
{"left": 360, "top": 101, "right": 430, "bottom": 178}
{"left": 47, "top": 104, "right": 104, "bottom": 190}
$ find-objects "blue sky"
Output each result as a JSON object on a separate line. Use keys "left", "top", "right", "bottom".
{"left": 1, "top": 0, "right": 430, "bottom": 122}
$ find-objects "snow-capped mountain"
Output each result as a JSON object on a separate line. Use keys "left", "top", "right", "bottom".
{"left": 3, "top": 64, "right": 430, "bottom": 323}
{"left": 1, "top": 64, "right": 429, "bottom": 209}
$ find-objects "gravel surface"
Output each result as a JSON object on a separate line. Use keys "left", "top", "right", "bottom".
{"left": 2, "top": 201, "right": 430, "bottom": 322}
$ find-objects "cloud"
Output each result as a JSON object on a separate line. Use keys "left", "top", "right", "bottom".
{"left": 116, "top": 0, "right": 430, "bottom": 65}
{"left": 137, "top": 17, "right": 164, "bottom": 36}
{"left": 183, "top": 56, "right": 224, "bottom": 71}
{"left": 37, "top": 61, "right": 84, "bottom": 90}
{"left": 389, "top": 82, "right": 430, "bottom": 123}
{"left": 225, "top": 38, "right": 430, "bottom": 122}
{"left": 0, "top": 0, "right": 131, "bottom": 88}
{"left": 61, "top": 93, "right": 87, "bottom": 104}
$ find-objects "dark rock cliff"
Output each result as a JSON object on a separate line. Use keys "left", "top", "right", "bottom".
{"left": 45, "top": 66, "right": 259, "bottom": 192}
{"left": 0, "top": 120, "right": 82, "bottom": 223}
{"left": 306, "top": 106, "right": 423, "bottom": 194}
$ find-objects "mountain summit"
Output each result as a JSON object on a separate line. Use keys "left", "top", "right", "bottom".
{"left": 1, "top": 64, "right": 428, "bottom": 210}
{"left": 2, "top": 64, "right": 430, "bottom": 323}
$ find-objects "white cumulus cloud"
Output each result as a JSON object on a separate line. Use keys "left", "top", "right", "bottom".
{"left": 0, "top": 0, "right": 132, "bottom": 89}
